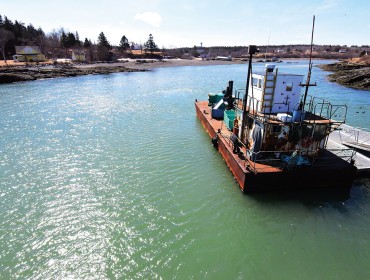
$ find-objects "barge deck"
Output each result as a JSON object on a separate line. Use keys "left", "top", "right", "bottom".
{"left": 195, "top": 100, "right": 357, "bottom": 193}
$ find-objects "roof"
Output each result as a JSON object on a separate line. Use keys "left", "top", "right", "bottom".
{"left": 15, "top": 46, "right": 41, "bottom": 55}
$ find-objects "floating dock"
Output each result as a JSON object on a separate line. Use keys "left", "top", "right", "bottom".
{"left": 328, "top": 124, "right": 370, "bottom": 174}
{"left": 195, "top": 101, "right": 358, "bottom": 193}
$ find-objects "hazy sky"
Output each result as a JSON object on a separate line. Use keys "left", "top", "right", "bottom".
{"left": 1, "top": 0, "right": 369, "bottom": 48}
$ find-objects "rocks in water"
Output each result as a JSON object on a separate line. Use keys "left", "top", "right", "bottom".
{"left": 0, "top": 73, "right": 36, "bottom": 83}
{"left": 319, "top": 59, "right": 370, "bottom": 90}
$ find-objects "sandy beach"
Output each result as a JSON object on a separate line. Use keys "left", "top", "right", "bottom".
{"left": 74, "top": 58, "right": 246, "bottom": 70}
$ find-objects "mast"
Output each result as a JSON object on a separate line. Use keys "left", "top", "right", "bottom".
{"left": 264, "top": 27, "right": 271, "bottom": 61}
{"left": 301, "top": 15, "right": 316, "bottom": 109}
{"left": 241, "top": 45, "right": 259, "bottom": 143}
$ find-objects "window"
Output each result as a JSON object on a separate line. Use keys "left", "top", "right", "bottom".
{"left": 252, "top": 78, "right": 262, "bottom": 89}
{"left": 258, "top": 79, "right": 262, "bottom": 88}
{"left": 252, "top": 77, "right": 258, "bottom": 87}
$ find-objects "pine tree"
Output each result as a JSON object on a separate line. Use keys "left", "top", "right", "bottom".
{"left": 75, "top": 31, "right": 82, "bottom": 47}
{"left": 60, "top": 31, "right": 67, "bottom": 48}
{"left": 83, "top": 38, "right": 91, "bottom": 48}
{"left": 118, "top": 35, "right": 129, "bottom": 52}
{"left": 3, "top": 16, "right": 13, "bottom": 31}
{"left": 144, "top": 34, "right": 158, "bottom": 54}
{"left": 97, "top": 32, "right": 110, "bottom": 48}
{"left": 65, "top": 32, "right": 76, "bottom": 48}
{"left": 97, "top": 32, "right": 111, "bottom": 61}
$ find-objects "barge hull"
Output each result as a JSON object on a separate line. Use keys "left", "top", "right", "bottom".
{"left": 195, "top": 101, "right": 356, "bottom": 193}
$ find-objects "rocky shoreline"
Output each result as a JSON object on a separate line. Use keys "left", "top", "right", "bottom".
{"left": 319, "top": 59, "right": 370, "bottom": 90}
{"left": 0, "top": 65, "right": 147, "bottom": 84}
{"left": 0, "top": 58, "right": 242, "bottom": 84}
{"left": 2, "top": 58, "right": 370, "bottom": 90}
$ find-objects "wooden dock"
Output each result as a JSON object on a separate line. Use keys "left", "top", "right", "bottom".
{"left": 327, "top": 124, "right": 370, "bottom": 174}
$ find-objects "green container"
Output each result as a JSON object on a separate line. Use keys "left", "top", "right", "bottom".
{"left": 208, "top": 93, "right": 216, "bottom": 104}
{"left": 215, "top": 93, "right": 224, "bottom": 103}
{"left": 224, "top": 110, "right": 236, "bottom": 130}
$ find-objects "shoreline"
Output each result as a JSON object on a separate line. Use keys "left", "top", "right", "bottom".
{"left": 0, "top": 59, "right": 245, "bottom": 84}
{"left": 318, "top": 61, "right": 370, "bottom": 90}
{"left": 2, "top": 58, "right": 369, "bottom": 91}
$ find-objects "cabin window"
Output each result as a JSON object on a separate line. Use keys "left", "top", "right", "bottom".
{"left": 252, "top": 78, "right": 262, "bottom": 89}
{"left": 286, "top": 82, "right": 293, "bottom": 91}
{"left": 252, "top": 77, "right": 258, "bottom": 87}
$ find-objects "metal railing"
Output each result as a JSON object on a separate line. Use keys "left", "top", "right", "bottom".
{"left": 306, "top": 96, "right": 347, "bottom": 124}
{"left": 246, "top": 148, "right": 356, "bottom": 174}
{"left": 338, "top": 126, "right": 370, "bottom": 145}
{"left": 220, "top": 129, "right": 356, "bottom": 174}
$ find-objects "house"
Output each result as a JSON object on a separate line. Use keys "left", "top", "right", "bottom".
{"left": 131, "top": 43, "right": 142, "bottom": 50}
{"left": 71, "top": 50, "right": 85, "bottom": 62}
{"left": 13, "top": 46, "right": 46, "bottom": 62}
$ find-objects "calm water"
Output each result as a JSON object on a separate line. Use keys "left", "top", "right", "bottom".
{"left": 1, "top": 61, "right": 369, "bottom": 279}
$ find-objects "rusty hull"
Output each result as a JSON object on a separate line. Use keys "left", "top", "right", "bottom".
{"left": 195, "top": 100, "right": 356, "bottom": 193}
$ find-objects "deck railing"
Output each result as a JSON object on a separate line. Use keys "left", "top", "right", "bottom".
{"left": 246, "top": 148, "right": 356, "bottom": 174}
{"left": 220, "top": 131, "right": 356, "bottom": 174}
{"left": 338, "top": 126, "right": 370, "bottom": 145}
{"left": 306, "top": 96, "right": 347, "bottom": 124}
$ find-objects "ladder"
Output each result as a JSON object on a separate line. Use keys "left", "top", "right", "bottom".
{"left": 261, "top": 68, "right": 278, "bottom": 113}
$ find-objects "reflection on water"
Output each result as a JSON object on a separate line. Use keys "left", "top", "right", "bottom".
{"left": 0, "top": 62, "right": 369, "bottom": 279}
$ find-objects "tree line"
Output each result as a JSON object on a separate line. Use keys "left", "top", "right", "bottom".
{"left": 0, "top": 14, "right": 159, "bottom": 63}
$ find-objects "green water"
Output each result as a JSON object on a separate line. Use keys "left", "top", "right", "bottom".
{"left": 1, "top": 62, "right": 369, "bottom": 279}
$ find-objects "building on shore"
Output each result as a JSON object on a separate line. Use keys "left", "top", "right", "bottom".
{"left": 13, "top": 46, "right": 46, "bottom": 62}
{"left": 70, "top": 50, "right": 86, "bottom": 62}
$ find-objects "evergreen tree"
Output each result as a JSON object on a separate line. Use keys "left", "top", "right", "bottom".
{"left": 60, "top": 30, "right": 67, "bottom": 48}
{"left": 26, "top": 24, "right": 38, "bottom": 37}
{"left": 37, "top": 27, "right": 45, "bottom": 36}
{"left": 82, "top": 38, "right": 94, "bottom": 62}
{"left": 144, "top": 33, "right": 158, "bottom": 54}
{"left": 65, "top": 32, "right": 76, "bottom": 48}
{"left": 13, "top": 20, "right": 25, "bottom": 39}
{"left": 75, "top": 31, "right": 81, "bottom": 47}
{"left": 3, "top": 16, "right": 13, "bottom": 31}
{"left": 118, "top": 35, "right": 129, "bottom": 52}
{"left": 83, "top": 38, "right": 91, "bottom": 48}
{"left": 97, "top": 32, "right": 110, "bottom": 48}
{"left": 97, "top": 32, "right": 111, "bottom": 61}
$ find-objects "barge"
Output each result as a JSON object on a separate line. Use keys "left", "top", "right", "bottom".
{"left": 195, "top": 44, "right": 357, "bottom": 193}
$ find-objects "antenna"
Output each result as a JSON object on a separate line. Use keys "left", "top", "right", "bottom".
{"left": 301, "top": 15, "right": 317, "bottom": 109}
{"left": 264, "top": 26, "right": 271, "bottom": 61}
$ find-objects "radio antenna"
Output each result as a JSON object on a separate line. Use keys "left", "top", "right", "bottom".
{"left": 301, "top": 15, "right": 316, "bottom": 109}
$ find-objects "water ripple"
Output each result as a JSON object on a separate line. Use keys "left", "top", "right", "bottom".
{"left": 1, "top": 65, "right": 370, "bottom": 279}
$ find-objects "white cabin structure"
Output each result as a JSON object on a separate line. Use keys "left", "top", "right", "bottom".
{"left": 247, "top": 64, "right": 304, "bottom": 114}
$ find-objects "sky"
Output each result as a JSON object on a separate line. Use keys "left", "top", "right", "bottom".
{"left": 1, "top": 0, "right": 369, "bottom": 48}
